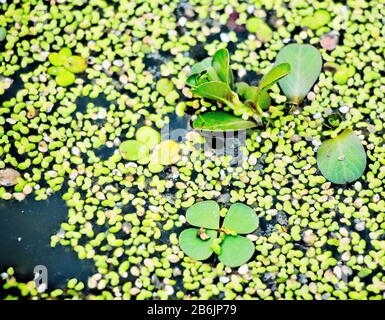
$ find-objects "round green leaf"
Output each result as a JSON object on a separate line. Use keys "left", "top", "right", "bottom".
{"left": 317, "top": 129, "right": 367, "bottom": 184}
{"left": 119, "top": 140, "right": 149, "bottom": 161}
{"left": 153, "top": 140, "right": 181, "bottom": 165}
{"left": 55, "top": 70, "right": 75, "bottom": 87}
{"left": 179, "top": 228, "right": 217, "bottom": 261}
{"left": 48, "top": 52, "right": 66, "bottom": 66}
{"left": 136, "top": 126, "right": 160, "bottom": 149}
{"left": 63, "top": 55, "right": 87, "bottom": 73}
{"left": 186, "top": 200, "right": 220, "bottom": 229}
{"left": 156, "top": 78, "right": 174, "bottom": 97}
{"left": 222, "top": 203, "right": 259, "bottom": 234}
{"left": 275, "top": 44, "right": 322, "bottom": 104}
{"left": 218, "top": 235, "right": 255, "bottom": 267}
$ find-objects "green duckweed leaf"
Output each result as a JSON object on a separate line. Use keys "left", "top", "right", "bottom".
{"left": 211, "top": 48, "right": 233, "bottom": 86}
{"left": 258, "top": 63, "right": 291, "bottom": 91}
{"left": 192, "top": 111, "right": 257, "bottom": 132}
{"left": 55, "top": 70, "right": 75, "bottom": 87}
{"left": 119, "top": 140, "right": 150, "bottom": 161}
{"left": 63, "top": 55, "right": 87, "bottom": 73}
{"left": 136, "top": 126, "right": 161, "bottom": 149}
{"left": 222, "top": 203, "right": 259, "bottom": 234}
{"left": 156, "top": 78, "right": 174, "bottom": 97}
{"left": 301, "top": 10, "right": 331, "bottom": 30}
{"left": 153, "top": 140, "right": 181, "bottom": 165}
{"left": 218, "top": 235, "right": 255, "bottom": 267}
{"left": 275, "top": 44, "right": 322, "bottom": 104}
{"left": 316, "top": 129, "right": 367, "bottom": 185}
{"left": 48, "top": 52, "right": 67, "bottom": 67}
{"left": 0, "top": 27, "right": 7, "bottom": 42}
{"left": 245, "top": 17, "right": 273, "bottom": 43}
{"left": 48, "top": 66, "right": 66, "bottom": 76}
{"left": 179, "top": 228, "right": 217, "bottom": 261}
{"left": 186, "top": 200, "right": 220, "bottom": 229}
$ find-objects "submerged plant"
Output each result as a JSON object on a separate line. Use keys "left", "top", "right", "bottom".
{"left": 275, "top": 44, "right": 322, "bottom": 105}
{"left": 179, "top": 201, "right": 259, "bottom": 267}
{"left": 186, "top": 48, "right": 290, "bottom": 131}
{"left": 317, "top": 129, "right": 367, "bottom": 184}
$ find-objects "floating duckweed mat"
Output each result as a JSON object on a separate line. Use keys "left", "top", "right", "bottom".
{"left": 1, "top": 0, "right": 385, "bottom": 300}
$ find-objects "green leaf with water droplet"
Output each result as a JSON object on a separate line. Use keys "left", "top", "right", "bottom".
{"left": 179, "top": 228, "right": 217, "bottom": 260}
{"left": 275, "top": 44, "right": 322, "bottom": 104}
{"left": 317, "top": 129, "right": 367, "bottom": 184}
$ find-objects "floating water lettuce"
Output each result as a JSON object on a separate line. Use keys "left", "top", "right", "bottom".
{"left": 179, "top": 201, "right": 259, "bottom": 267}
{"left": 316, "top": 129, "right": 367, "bottom": 184}
{"left": 275, "top": 44, "right": 322, "bottom": 105}
{"left": 192, "top": 111, "right": 257, "bottom": 132}
{"left": 187, "top": 48, "right": 290, "bottom": 131}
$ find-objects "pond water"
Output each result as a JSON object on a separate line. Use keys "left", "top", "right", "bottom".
{"left": 0, "top": 192, "right": 94, "bottom": 289}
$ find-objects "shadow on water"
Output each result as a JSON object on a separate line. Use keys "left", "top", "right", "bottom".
{"left": 0, "top": 192, "right": 94, "bottom": 289}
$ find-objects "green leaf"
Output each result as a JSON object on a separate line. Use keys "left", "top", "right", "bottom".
{"left": 222, "top": 203, "right": 259, "bottom": 234}
{"left": 258, "top": 63, "right": 291, "bottom": 91}
{"left": 187, "top": 57, "right": 221, "bottom": 87}
{"left": 301, "top": 10, "right": 331, "bottom": 30}
{"left": 245, "top": 17, "right": 273, "bottom": 43}
{"left": 316, "top": 129, "right": 367, "bottom": 185}
{"left": 192, "top": 81, "right": 234, "bottom": 105}
{"left": 179, "top": 228, "right": 217, "bottom": 260}
{"left": 275, "top": 44, "right": 322, "bottom": 104}
{"left": 235, "top": 82, "right": 258, "bottom": 102}
{"left": 255, "top": 89, "right": 271, "bottom": 110}
{"left": 218, "top": 235, "right": 255, "bottom": 267}
{"left": 136, "top": 126, "right": 160, "bottom": 149}
{"left": 119, "top": 140, "right": 150, "bottom": 161}
{"left": 190, "top": 57, "right": 212, "bottom": 76}
{"left": 211, "top": 48, "right": 233, "bottom": 86}
{"left": 192, "top": 111, "right": 257, "bottom": 132}
{"left": 186, "top": 200, "right": 220, "bottom": 229}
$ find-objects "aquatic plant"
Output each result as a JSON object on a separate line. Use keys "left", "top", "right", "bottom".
{"left": 275, "top": 44, "right": 322, "bottom": 105}
{"left": 179, "top": 201, "right": 259, "bottom": 267}
{"left": 187, "top": 48, "right": 290, "bottom": 131}
{"left": 47, "top": 48, "right": 87, "bottom": 87}
{"left": 119, "top": 126, "right": 180, "bottom": 172}
{"left": 317, "top": 129, "right": 367, "bottom": 184}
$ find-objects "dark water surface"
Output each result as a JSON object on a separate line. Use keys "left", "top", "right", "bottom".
{"left": 0, "top": 192, "right": 94, "bottom": 288}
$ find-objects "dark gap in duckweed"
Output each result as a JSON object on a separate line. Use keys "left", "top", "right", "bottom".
{"left": 0, "top": 191, "right": 94, "bottom": 290}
